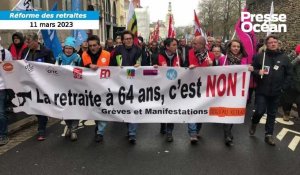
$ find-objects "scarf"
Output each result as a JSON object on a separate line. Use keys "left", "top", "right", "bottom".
{"left": 227, "top": 52, "right": 242, "bottom": 65}
{"left": 195, "top": 49, "right": 208, "bottom": 64}
{"left": 59, "top": 53, "right": 78, "bottom": 65}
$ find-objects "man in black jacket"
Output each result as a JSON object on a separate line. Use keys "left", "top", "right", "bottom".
{"left": 249, "top": 35, "right": 292, "bottom": 146}
{"left": 21, "top": 32, "right": 55, "bottom": 141}
{"left": 178, "top": 38, "right": 190, "bottom": 67}
{"left": 110, "top": 30, "right": 142, "bottom": 144}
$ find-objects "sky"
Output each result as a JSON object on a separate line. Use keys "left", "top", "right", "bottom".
{"left": 140, "top": 0, "right": 201, "bottom": 27}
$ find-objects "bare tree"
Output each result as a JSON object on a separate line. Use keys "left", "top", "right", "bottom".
{"left": 198, "top": 0, "right": 241, "bottom": 40}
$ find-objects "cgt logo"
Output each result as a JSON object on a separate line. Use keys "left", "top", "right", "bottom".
{"left": 25, "top": 63, "right": 34, "bottom": 72}
{"left": 3, "top": 63, "right": 13, "bottom": 72}
{"left": 100, "top": 69, "right": 110, "bottom": 79}
{"left": 46, "top": 66, "right": 59, "bottom": 76}
{"left": 126, "top": 69, "right": 135, "bottom": 78}
{"left": 73, "top": 68, "right": 83, "bottom": 79}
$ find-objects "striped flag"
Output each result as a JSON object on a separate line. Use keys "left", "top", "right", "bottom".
{"left": 126, "top": 1, "right": 138, "bottom": 38}
{"left": 13, "top": 0, "right": 35, "bottom": 11}
{"left": 194, "top": 10, "right": 204, "bottom": 36}
{"left": 167, "top": 15, "right": 176, "bottom": 38}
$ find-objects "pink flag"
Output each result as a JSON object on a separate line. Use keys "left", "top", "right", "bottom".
{"left": 235, "top": 8, "right": 257, "bottom": 64}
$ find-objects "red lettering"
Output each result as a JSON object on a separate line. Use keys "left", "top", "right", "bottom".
{"left": 227, "top": 73, "right": 237, "bottom": 96}
{"left": 217, "top": 74, "right": 226, "bottom": 96}
{"left": 206, "top": 75, "right": 216, "bottom": 97}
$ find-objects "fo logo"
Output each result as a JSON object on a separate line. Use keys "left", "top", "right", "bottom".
{"left": 3, "top": 63, "right": 13, "bottom": 72}
{"left": 166, "top": 69, "right": 177, "bottom": 80}
{"left": 100, "top": 69, "right": 110, "bottom": 79}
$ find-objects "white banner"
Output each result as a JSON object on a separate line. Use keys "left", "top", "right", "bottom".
{"left": 0, "top": 61, "right": 250, "bottom": 123}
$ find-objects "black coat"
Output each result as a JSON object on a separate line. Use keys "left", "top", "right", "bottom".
{"left": 252, "top": 50, "right": 292, "bottom": 96}
{"left": 21, "top": 44, "right": 55, "bottom": 64}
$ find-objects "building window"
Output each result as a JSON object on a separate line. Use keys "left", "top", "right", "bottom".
{"left": 113, "top": 1, "right": 117, "bottom": 25}
{"left": 105, "top": 0, "right": 111, "bottom": 23}
{"left": 63, "top": 0, "right": 72, "bottom": 10}
{"left": 32, "top": 0, "right": 43, "bottom": 10}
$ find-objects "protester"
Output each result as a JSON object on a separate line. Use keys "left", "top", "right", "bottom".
{"left": 8, "top": 32, "right": 27, "bottom": 60}
{"left": 206, "top": 36, "right": 215, "bottom": 51}
{"left": 154, "top": 38, "right": 180, "bottom": 142}
{"left": 213, "top": 36, "right": 226, "bottom": 54}
{"left": 149, "top": 41, "right": 160, "bottom": 66}
{"left": 77, "top": 41, "right": 88, "bottom": 58}
{"left": 110, "top": 31, "right": 142, "bottom": 144}
{"left": 137, "top": 36, "right": 151, "bottom": 66}
{"left": 0, "top": 36, "right": 13, "bottom": 146}
{"left": 81, "top": 35, "right": 110, "bottom": 143}
{"left": 219, "top": 39, "right": 248, "bottom": 146}
{"left": 104, "top": 38, "right": 114, "bottom": 53}
{"left": 249, "top": 35, "right": 292, "bottom": 146}
{"left": 56, "top": 36, "right": 82, "bottom": 141}
{"left": 281, "top": 44, "right": 300, "bottom": 121}
{"left": 211, "top": 46, "right": 223, "bottom": 66}
{"left": 178, "top": 38, "right": 190, "bottom": 67}
{"left": 187, "top": 36, "right": 214, "bottom": 144}
{"left": 21, "top": 32, "right": 55, "bottom": 141}
{"left": 114, "top": 36, "right": 122, "bottom": 46}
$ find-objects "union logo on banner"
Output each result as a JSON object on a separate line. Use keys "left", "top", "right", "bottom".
{"left": 73, "top": 68, "right": 83, "bottom": 79}
{"left": 166, "top": 69, "right": 177, "bottom": 80}
{"left": 100, "top": 69, "right": 111, "bottom": 79}
{"left": 126, "top": 69, "right": 135, "bottom": 78}
{"left": 3, "top": 63, "right": 14, "bottom": 72}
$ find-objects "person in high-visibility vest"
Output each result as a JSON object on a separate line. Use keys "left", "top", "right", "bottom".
{"left": 82, "top": 35, "right": 110, "bottom": 143}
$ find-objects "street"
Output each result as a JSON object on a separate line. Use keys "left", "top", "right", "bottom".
{"left": 0, "top": 106, "right": 300, "bottom": 175}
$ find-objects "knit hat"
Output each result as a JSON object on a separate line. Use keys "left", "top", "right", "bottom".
{"left": 64, "top": 36, "right": 76, "bottom": 48}
{"left": 295, "top": 44, "right": 300, "bottom": 55}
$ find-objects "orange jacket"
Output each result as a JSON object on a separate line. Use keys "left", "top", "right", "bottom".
{"left": 82, "top": 50, "right": 110, "bottom": 67}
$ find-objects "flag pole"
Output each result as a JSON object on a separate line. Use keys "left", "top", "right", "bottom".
{"left": 231, "top": 31, "right": 236, "bottom": 40}
{"left": 176, "top": 49, "right": 181, "bottom": 67}
{"left": 11, "top": 0, "right": 23, "bottom": 11}
{"left": 261, "top": 1, "right": 273, "bottom": 79}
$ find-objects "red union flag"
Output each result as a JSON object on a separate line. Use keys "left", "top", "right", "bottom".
{"left": 168, "top": 15, "right": 175, "bottom": 38}
{"left": 153, "top": 21, "right": 160, "bottom": 42}
{"left": 194, "top": 10, "right": 204, "bottom": 36}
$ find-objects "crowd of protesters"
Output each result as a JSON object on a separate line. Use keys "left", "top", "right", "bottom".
{"left": 0, "top": 30, "right": 299, "bottom": 148}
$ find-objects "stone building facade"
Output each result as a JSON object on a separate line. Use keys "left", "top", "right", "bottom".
{"left": 247, "top": 0, "right": 300, "bottom": 51}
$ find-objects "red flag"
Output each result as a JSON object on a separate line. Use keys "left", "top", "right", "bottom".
{"left": 153, "top": 20, "right": 160, "bottom": 42}
{"left": 168, "top": 15, "right": 175, "bottom": 38}
{"left": 194, "top": 10, "right": 204, "bottom": 37}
